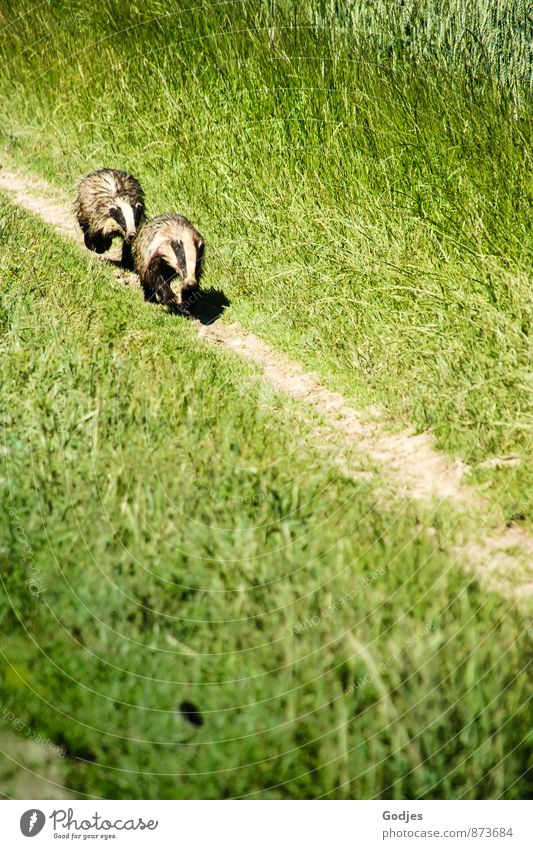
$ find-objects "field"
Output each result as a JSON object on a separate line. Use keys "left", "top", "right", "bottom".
{"left": 0, "top": 0, "right": 532, "bottom": 799}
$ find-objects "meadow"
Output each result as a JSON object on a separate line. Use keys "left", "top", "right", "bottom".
{"left": 0, "top": 0, "right": 531, "bottom": 799}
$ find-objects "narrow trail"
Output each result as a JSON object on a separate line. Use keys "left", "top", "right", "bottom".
{"left": 1, "top": 160, "right": 531, "bottom": 599}
{"left": 197, "top": 320, "right": 467, "bottom": 503}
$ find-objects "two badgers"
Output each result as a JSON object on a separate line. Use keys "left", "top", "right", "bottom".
{"left": 75, "top": 169, "right": 144, "bottom": 265}
{"left": 133, "top": 214, "right": 205, "bottom": 312}
{"left": 76, "top": 170, "right": 205, "bottom": 313}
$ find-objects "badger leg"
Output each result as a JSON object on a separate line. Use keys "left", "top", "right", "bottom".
{"left": 154, "top": 277, "right": 176, "bottom": 307}
{"left": 143, "top": 287, "right": 158, "bottom": 304}
{"left": 140, "top": 274, "right": 160, "bottom": 304}
{"left": 142, "top": 258, "right": 177, "bottom": 308}
{"left": 85, "top": 230, "right": 112, "bottom": 254}
{"left": 121, "top": 241, "right": 134, "bottom": 270}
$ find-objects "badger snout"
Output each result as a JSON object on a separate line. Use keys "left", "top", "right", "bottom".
{"left": 170, "top": 277, "right": 195, "bottom": 295}
{"left": 169, "top": 276, "right": 199, "bottom": 308}
{"left": 124, "top": 230, "right": 136, "bottom": 245}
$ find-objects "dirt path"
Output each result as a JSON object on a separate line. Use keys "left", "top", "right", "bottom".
{"left": 1, "top": 160, "right": 531, "bottom": 598}
{"left": 0, "top": 166, "right": 80, "bottom": 241}
{"left": 198, "top": 320, "right": 467, "bottom": 503}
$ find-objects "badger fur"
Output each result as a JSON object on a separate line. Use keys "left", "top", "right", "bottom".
{"left": 132, "top": 214, "right": 205, "bottom": 312}
{"left": 75, "top": 169, "right": 145, "bottom": 265}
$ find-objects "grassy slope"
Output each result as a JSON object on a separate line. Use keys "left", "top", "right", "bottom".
{"left": 0, "top": 198, "right": 532, "bottom": 799}
{"left": 0, "top": 1, "right": 532, "bottom": 799}
{"left": 0, "top": 0, "right": 531, "bottom": 524}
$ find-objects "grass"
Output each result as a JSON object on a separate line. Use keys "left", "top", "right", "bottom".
{"left": 0, "top": 0, "right": 532, "bottom": 799}
{"left": 0, "top": 0, "right": 530, "bottom": 523}
{"left": 0, "top": 188, "right": 532, "bottom": 800}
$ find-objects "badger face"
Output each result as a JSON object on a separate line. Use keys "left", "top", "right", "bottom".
{"left": 104, "top": 199, "right": 143, "bottom": 243}
{"left": 157, "top": 235, "right": 205, "bottom": 304}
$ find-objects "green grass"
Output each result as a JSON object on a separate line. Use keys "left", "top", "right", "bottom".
{"left": 0, "top": 0, "right": 532, "bottom": 799}
{"left": 0, "top": 192, "right": 532, "bottom": 800}
{"left": 0, "top": 0, "right": 530, "bottom": 523}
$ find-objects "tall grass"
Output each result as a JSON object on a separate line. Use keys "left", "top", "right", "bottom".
{"left": 0, "top": 0, "right": 531, "bottom": 519}
{"left": 311, "top": 0, "right": 531, "bottom": 102}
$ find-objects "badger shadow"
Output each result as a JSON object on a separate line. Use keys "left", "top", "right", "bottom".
{"left": 186, "top": 287, "right": 230, "bottom": 325}
{"left": 102, "top": 252, "right": 135, "bottom": 272}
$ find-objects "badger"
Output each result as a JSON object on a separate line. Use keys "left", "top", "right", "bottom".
{"left": 75, "top": 168, "right": 145, "bottom": 265}
{"left": 132, "top": 213, "right": 205, "bottom": 313}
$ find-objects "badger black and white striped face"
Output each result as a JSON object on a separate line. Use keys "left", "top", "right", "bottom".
{"left": 151, "top": 233, "right": 205, "bottom": 303}
{"left": 105, "top": 199, "right": 142, "bottom": 243}
{"left": 169, "top": 236, "right": 204, "bottom": 296}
